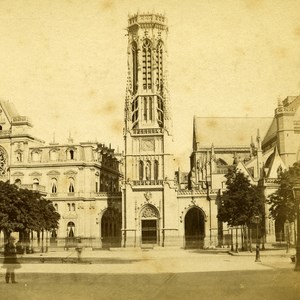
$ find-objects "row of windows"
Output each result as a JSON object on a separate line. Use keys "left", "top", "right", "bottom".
{"left": 143, "top": 97, "right": 153, "bottom": 121}
{"left": 139, "top": 160, "right": 159, "bottom": 180}
{"left": 131, "top": 97, "right": 164, "bottom": 126}
{"left": 51, "top": 178, "right": 75, "bottom": 194}
{"left": 14, "top": 149, "right": 75, "bottom": 163}
{"left": 31, "top": 149, "right": 75, "bottom": 162}
{"left": 131, "top": 39, "right": 164, "bottom": 93}
{"left": 15, "top": 175, "right": 118, "bottom": 194}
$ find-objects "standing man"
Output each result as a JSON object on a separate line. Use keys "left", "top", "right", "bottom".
{"left": 3, "top": 236, "right": 20, "bottom": 283}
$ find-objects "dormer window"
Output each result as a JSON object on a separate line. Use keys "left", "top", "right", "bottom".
{"left": 68, "top": 177, "right": 75, "bottom": 193}
{"left": 16, "top": 151, "right": 23, "bottom": 162}
{"left": 67, "top": 149, "right": 75, "bottom": 160}
{"left": 50, "top": 150, "right": 58, "bottom": 161}
{"left": 69, "top": 150, "right": 74, "bottom": 159}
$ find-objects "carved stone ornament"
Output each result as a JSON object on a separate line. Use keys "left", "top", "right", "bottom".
{"left": 141, "top": 139, "right": 154, "bottom": 151}
{"left": 0, "top": 147, "right": 7, "bottom": 176}
{"left": 141, "top": 206, "right": 158, "bottom": 218}
{"left": 144, "top": 191, "right": 152, "bottom": 201}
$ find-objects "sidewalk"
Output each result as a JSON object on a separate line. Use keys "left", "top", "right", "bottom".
{"left": 0, "top": 247, "right": 295, "bottom": 274}
{"left": 228, "top": 248, "right": 295, "bottom": 257}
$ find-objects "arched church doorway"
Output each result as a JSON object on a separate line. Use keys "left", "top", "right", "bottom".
{"left": 184, "top": 207, "right": 205, "bottom": 249}
{"left": 140, "top": 205, "right": 159, "bottom": 245}
{"left": 101, "top": 208, "right": 121, "bottom": 248}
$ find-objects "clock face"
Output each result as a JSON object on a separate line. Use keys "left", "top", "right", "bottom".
{"left": 142, "top": 139, "right": 154, "bottom": 151}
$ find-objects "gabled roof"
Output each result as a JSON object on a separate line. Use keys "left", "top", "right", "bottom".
{"left": 0, "top": 100, "right": 19, "bottom": 120}
{"left": 262, "top": 118, "right": 277, "bottom": 146}
{"left": 236, "top": 161, "right": 255, "bottom": 184}
{"left": 193, "top": 117, "right": 272, "bottom": 148}
{"left": 264, "top": 147, "right": 286, "bottom": 178}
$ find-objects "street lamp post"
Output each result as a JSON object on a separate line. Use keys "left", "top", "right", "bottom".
{"left": 253, "top": 215, "right": 261, "bottom": 262}
{"left": 292, "top": 184, "right": 300, "bottom": 271}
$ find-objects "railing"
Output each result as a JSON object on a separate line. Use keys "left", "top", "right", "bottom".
{"left": 132, "top": 128, "right": 163, "bottom": 135}
{"left": 12, "top": 116, "right": 31, "bottom": 123}
{"left": 95, "top": 192, "right": 122, "bottom": 197}
{"left": 20, "top": 184, "right": 46, "bottom": 192}
{"left": 132, "top": 180, "right": 164, "bottom": 186}
{"left": 276, "top": 107, "right": 295, "bottom": 113}
{"left": 264, "top": 178, "right": 280, "bottom": 184}
{"left": 177, "top": 189, "right": 219, "bottom": 196}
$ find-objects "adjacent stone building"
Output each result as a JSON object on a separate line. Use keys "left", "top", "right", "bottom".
{"left": 0, "top": 100, "right": 122, "bottom": 248}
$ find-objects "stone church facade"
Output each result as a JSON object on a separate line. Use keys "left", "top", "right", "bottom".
{"left": 1, "top": 12, "right": 299, "bottom": 250}
{"left": 122, "top": 13, "right": 219, "bottom": 248}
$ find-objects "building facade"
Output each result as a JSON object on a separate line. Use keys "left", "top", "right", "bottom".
{"left": 122, "top": 13, "right": 219, "bottom": 248}
{"left": 1, "top": 12, "right": 299, "bottom": 250}
{"left": 0, "top": 100, "right": 122, "bottom": 249}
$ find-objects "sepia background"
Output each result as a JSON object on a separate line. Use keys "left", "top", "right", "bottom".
{"left": 0, "top": 0, "right": 299, "bottom": 170}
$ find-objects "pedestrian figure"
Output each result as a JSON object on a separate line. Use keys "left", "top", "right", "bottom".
{"left": 255, "top": 245, "right": 261, "bottom": 262}
{"left": 2, "top": 236, "right": 21, "bottom": 283}
{"left": 75, "top": 238, "right": 83, "bottom": 263}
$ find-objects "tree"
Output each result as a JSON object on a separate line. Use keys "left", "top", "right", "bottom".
{"left": 218, "top": 167, "right": 265, "bottom": 250}
{"left": 267, "top": 162, "right": 300, "bottom": 231}
{"left": 0, "top": 181, "right": 25, "bottom": 239}
{"left": 218, "top": 167, "right": 264, "bottom": 226}
{"left": 0, "top": 180, "right": 60, "bottom": 246}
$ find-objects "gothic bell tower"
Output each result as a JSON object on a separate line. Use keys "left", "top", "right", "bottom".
{"left": 123, "top": 12, "right": 176, "bottom": 247}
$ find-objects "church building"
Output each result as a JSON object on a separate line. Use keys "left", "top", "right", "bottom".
{"left": 1, "top": 12, "right": 299, "bottom": 251}
{"left": 122, "top": 12, "right": 219, "bottom": 248}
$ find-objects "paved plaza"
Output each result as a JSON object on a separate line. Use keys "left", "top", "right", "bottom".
{"left": 1, "top": 248, "right": 300, "bottom": 300}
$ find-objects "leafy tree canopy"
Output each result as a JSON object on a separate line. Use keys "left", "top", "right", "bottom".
{"left": 267, "top": 161, "right": 300, "bottom": 223}
{"left": 217, "top": 167, "right": 264, "bottom": 227}
{"left": 0, "top": 180, "right": 60, "bottom": 237}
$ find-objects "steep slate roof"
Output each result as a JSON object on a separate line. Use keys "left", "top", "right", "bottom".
{"left": 193, "top": 117, "right": 273, "bottom": 148}
{"left": 262, "top": 118, "right": 277, "bottom": 146}
{"left": 0, "top": 100, "right": 19, "bottom": 120}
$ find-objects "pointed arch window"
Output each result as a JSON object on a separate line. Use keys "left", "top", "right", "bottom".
{"left": 132, "top": 41, "right": 138, "bottom": 94}
{"left": 139, "top": 161, "right": 144, "bottom": 180}
{"left": 131, "top": 98, "right": 139, "bottom": 127}
{"left": 157, "top": 98, "right": 164, "bottom": 127}
{"left": 145, "top": 160, "right": 151, "bottom": 180}
{"left": 154, "top": 160, "right": 159, "bottom": 180}
{"left": 142, "top": 39, "right": 152, "bottom": 90}
{"left": 144, "top": 97, "right": 147, "bottom": 120}
{"left": 156, "top": 41, "right": 163, "bottom": 91}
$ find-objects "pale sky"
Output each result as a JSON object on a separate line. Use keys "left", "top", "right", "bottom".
{"left": 0, "top": 0, "right": 299, "bottom": 170}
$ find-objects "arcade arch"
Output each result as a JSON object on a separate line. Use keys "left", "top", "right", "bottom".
{"left": 184, "top": 206, "right": 206, "bottom": 248}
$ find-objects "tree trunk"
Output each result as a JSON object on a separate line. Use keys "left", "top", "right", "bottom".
{"left": 42, "top": 230, "right": 44, "bottom": 253}
{"left": 248, "top": 226, "right": 252, "bottom": 253}
{"left": 241, "top": 227, "right": 244, "bottom": 251}
{"left": 243, "top": 225, "right": 248, "bottom": 251}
